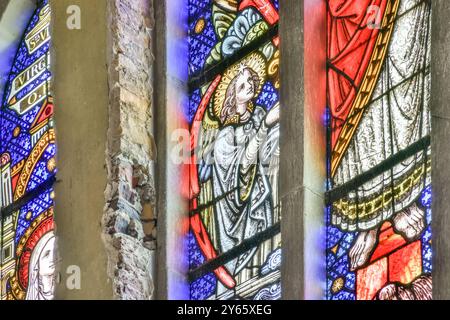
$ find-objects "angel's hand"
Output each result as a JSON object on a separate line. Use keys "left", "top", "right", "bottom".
{"left": 264, "top": 103, "right": 280, "bottom": 127}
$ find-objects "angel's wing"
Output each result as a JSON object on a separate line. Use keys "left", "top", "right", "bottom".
{"left": 204, "top": 2, "right": 238, "bottom": 69}
{"left": 260, "top": 103, "right": 280, "bottom": 168}
{"left": 189, "top": 76, "right": 236, "bottom": 289}
{"left": 196, "top": 115, "right": 219, "bottom": 249}
{"left": 197, "top": 115, "right": 218, "bottom": 184}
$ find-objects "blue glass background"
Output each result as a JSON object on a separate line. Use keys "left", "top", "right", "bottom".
{"left": 15, "top": 188, "right": 54, "bottom": 244}
{"left": 188, "top": 1, "right": 217, "bottom": 76}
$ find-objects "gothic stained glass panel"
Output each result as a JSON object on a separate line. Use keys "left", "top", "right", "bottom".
{"left": 187, "top": 0, "right": 281, "bottom": 300}
{"left": 0, "top": 0, "right": 57, "bottom": 300}
{"left": 326, "top": 0, "right": 432, "bottom": 300}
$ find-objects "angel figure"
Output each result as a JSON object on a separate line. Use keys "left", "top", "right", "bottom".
{"left": 191, "top": 52, "right": 280, "bottom": 297}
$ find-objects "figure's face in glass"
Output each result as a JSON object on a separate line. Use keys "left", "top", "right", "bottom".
{"left": 38, "top": 237, "right": 55, "bottom": 277}
{"left": 235, "top": 69, "right": 255, "bottom": 112}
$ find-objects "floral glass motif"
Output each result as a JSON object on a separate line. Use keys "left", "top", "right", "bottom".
{"left": 0, "top": 0, "right": 57, "bottom": 300}
{"left": 188, "top": 0, "right": 281, "bottom": 300}
{"left": 326, "top": 0, "right": 432, "bottom": 300}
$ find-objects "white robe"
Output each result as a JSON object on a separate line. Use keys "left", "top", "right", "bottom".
{"left": 211, "top": 106, "right": 279, "bottom": 293}
{"left": 333, "top": 0, "right": 431, "bottom": 231}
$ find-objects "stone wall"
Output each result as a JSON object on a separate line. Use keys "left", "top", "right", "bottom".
{"left": 103, "top": 0, "right": 157, "bottom": 300}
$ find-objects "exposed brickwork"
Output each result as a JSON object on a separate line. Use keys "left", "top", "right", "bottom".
{"left": 103, "top": 0, "right": 156, "bottom": 300}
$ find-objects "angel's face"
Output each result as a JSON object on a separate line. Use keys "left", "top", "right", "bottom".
{"left": 38, "top": 236, "right": 56, "bottom": 277}
{"left": 235, "top": 69, "right": 255, "bottom": 112}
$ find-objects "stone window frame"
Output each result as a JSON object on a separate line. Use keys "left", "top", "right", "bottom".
{"left": 154, "top": 0, "right": 191, "bottom": 300}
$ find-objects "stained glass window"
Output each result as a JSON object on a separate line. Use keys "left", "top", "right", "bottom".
{"left": 187, "top": 0, "right": 281, "bottom": 300}
{"left": 0, "top": 0, "right": 56, "bottom": 300}
{"left": 326, "top": 0, "right": 432, "bottom": 300}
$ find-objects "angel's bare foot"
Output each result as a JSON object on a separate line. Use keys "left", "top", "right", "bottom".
{"left": 376, "top": 284, "right": 415, "bottom": 300}
{"left": 411, "top": 275, "right": 432, "bottom": 300}
{"left": 393, "top": 203, "right": 425, "bottom": 241}
{"left": 349, "top": 229, "right": 378, "bottom": 271}
{"left": 376, "top": 284, "right": 398, "bottom": 300}
{"left": 375, "top": 275, "right": 432, "bottom": 300}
